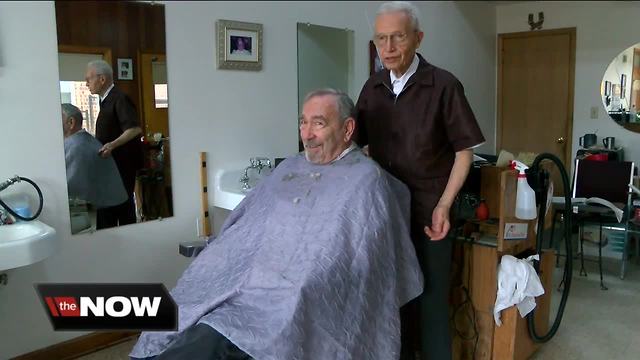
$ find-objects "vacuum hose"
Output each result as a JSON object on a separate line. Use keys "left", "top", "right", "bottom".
{"left": 0, "top": 176, "right": 44, "bottom": 221}
{"left": 526, "top": 153, "right": 573, "bottom": 342}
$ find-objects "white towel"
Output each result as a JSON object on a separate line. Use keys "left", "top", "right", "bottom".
{"left": 493, "top": 254, "right": 545, "bottom": 326}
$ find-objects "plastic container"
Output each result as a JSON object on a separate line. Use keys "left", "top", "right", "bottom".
{"left": 585, "top": 153, "right": 608, "bottom": 161}
{"left": 476, "top": 199, "right": 489, "bottom": 220}
{"left": 511, "top": 160, "right": 537, "bottom": 220}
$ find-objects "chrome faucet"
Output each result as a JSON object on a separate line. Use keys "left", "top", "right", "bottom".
{"left": 250, "top": 157, "right": 272, "bottom": 173}
{"left": 240, "top": 157, "right": 272, "bottom": 191}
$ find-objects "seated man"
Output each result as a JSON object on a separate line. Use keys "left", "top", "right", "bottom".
{"left": 62, "top": 103, "right": 128, "bottom": 210}
{"left": 130, "top": 89, "right": 423, "bottom": 360}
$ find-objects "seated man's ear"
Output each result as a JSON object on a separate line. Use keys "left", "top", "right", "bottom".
{"left": 344, "top": 117, "right": 355, "bottom": 142}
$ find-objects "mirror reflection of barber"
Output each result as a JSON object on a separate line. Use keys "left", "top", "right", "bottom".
{"left": 85, "top": 60, "right": 144, "bottom": 229}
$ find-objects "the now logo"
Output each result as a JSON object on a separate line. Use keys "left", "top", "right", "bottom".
{"left": 36, "top": 284, "right": 177, "bottom": 331}
{"left": 45, "top": 296, "right": 161, "bottom": 317}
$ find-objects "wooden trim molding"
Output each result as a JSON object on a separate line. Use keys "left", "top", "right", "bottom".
{"left": 58, "top": 45, "right": 113, "bottom": 67}
{"left": 13, "top": 331, "right": 138, "bottom": 360}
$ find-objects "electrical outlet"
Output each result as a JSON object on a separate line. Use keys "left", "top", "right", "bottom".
{"left": 590, "top": 106, "right": 599, "bottom": 119}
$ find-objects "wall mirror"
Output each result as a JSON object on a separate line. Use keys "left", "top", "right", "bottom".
{"left": 600, "top": 41, "right": 640, "bottom": 133}
{"left": 55, "top": 0, "right": 173, "bottom": 234}
{"left": 296, "top": 23, "right": 354, "bottom": 150}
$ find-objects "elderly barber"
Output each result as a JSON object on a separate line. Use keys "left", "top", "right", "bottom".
{"left": 355, "top": 2, "right": 485, "bottom": 359}
{"left": 131, "top": 89, "right": 423, "bottom": 360}
{"left": 85, "top": 60, "right": 143, "bottom": 228}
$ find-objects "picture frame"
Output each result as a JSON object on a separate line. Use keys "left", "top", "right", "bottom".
{"left": 621, "top": 74, "right": 627, "bottom": 99}
{"left": 216, "top": 19, "right": 263, "bottom": 71}
{"left": 117, "top": 58, "right": 133, "bottom": 80}
{"left": 369, "top": 40, "right": 384, "bottom": 76}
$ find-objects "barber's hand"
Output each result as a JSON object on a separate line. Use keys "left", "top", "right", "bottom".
{"left": 362, "top": 145, "right": 370, "bottom": 157}
{"left": 424, "top": 205, "right": 450, "bottom": 241}
{"left": 98, "top": 142, "right": 114, "bottom": 158}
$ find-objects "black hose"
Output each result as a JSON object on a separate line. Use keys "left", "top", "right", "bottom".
{"left": 526, "top": 153, "right": 572, "bottom": 342}
{"left": 0, "top": 176, "right": 44, "bottom": 221}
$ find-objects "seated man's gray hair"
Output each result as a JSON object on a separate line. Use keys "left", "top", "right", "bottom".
{"left": 377, "top": 1, "right": 421, "bottom": 32}
{"left": 61, "top": 103, "right": 83, "bottom": 123}
{"left": 87, "top": 59, "right": 114, "bottom": 79}
{"left": 303, "top": 88, "right": 356, "bottom": 124}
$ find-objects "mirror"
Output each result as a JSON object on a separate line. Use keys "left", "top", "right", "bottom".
{"left": 296, "top": 23, "right": 354, "bottom": 151}
{"left": 55, "top": 0, "right": 173, "bottom": 234}
{"left": 600, "top": 41, "right": 640, "bottom": 133}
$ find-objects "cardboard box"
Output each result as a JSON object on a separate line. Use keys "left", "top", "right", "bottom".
{"left": 480, "top": 166, "right": 509, "bottom": 219}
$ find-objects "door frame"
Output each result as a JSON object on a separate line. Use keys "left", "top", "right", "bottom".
{"left": 58, "top": 45, "right": 112, "bottom": 67}
{"left": 496, "top": 27, "right": 576, "bottom": 165}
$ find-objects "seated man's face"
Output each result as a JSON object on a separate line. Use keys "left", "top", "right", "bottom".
{"left": 299, "top": 95, "right": 352, "bottom": 165}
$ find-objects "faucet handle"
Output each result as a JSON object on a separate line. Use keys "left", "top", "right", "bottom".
{"left": 250, "top": 157, "right": 272, "bottom": 169}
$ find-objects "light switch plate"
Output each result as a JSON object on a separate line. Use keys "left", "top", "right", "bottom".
{"left": 590, "top": 106, "right": 599, "bottom": 119}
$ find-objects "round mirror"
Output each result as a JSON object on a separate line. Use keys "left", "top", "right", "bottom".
{"left": 600, "top": 42, "right": 640, "bottom": 133}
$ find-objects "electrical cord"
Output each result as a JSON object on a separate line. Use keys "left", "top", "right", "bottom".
{"left": 526, "top": 153, "right": 573, "bottom": 343}
{"left": 0, "top": 176, "right": 44, "bottom": 221}
{"left": 449, "top": 224, "right": 479, "bottom": 359}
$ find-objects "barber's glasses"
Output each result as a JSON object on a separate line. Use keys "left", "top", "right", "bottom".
{"left": 373, "top": 32, "right": 411, "bottom": 46}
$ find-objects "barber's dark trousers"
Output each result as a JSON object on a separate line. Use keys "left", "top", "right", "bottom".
{"left": 400, "top": 229, "right": 453, "bottom": 360}
{"left": 96, "top": 171, "right": 137, "bottom": 229}
{"left": 96, "top": 196, "right": 136, "bottom": 229}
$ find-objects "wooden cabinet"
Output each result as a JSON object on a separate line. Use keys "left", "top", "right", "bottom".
{"left": 451, "top": 170, "right": 555, "bottom": 359}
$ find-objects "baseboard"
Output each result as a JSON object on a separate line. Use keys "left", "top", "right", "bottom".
{"left": 12, "top": 331, "right": 139, "bottom": 360}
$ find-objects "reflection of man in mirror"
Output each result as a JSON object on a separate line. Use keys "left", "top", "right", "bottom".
{"left": 62, "top": 103, "right": 128, "bottom": 211}
{"left": 231, "top": 36, "right": 252, "bottom": 55}
{"left": 85, "top": 60, "right": 143, "bottom": 229}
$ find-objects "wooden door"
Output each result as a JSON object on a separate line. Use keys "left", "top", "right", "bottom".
{"left": 498, "top": 28, "right": 576, "bottom": 166}
{"left": 139, "top": 53, "right": 169, "bottom": 137}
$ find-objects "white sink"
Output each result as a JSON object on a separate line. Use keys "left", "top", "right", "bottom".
{"left": 0, "top": 220, "right": 58, "bottom": 271}
{"left": 213, "top": 168, "right": 272, "bottom": 210}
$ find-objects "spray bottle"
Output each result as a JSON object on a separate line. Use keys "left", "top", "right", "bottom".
{"left": 511, "top": 160, "right": 537, "bottom": 220}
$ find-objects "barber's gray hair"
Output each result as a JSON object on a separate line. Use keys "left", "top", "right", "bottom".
{"left": 377, "top": 1, "right": 421, "bottom": 32}
{"left": 303, "top": 88, "right": 355, "bottom": 124}
{"left": 61, "top": 103, "right": 83, "bottom": 123}
{"left": 87, "top": 59, "right": 113, "bottom": 80}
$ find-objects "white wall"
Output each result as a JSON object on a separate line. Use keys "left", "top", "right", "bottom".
{"left": 0, "top": 1, "right": 496, "bottom": 357}
{"left": 497, "top": 0, "right": 640, "bottom": 164}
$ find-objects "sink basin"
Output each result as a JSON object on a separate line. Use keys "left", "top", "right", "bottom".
{"left": 213, "top": 168, "right": 272, "bottom": 210}
{"left": 0, "top": 220, "right": 58, "bottom": 271}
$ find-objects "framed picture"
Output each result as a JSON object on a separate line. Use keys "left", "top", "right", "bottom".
{"left": 369, "top": 40, "right": 384, "bottom": 76}
{"left": 117, "top": 58, "right": 133, "bottom": 80}
{"left": 621, "top": 74, "right": 627, "bottom": 99}
{"left": 216, "top": 19, "right": 263, "bottom": 71}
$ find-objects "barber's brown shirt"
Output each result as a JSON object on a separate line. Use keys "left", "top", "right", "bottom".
{"left": 355, "top": 54, "right": 485, "bottom": 229}
{"left": 95, "top": 86, "right": 143, "bottom": 193}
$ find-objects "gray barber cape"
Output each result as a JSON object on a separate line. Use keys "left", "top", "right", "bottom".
{"left": 64, "top": 130, "right": 128, "bottom": 208}
{"left": 130, "top": 149, "right": 423, "bottom": 360}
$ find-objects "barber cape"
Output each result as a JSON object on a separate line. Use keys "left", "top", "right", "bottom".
{"left": 64, "top": 130, "right": 128, "bottom": 208}
{"left": 131, "top": 149, "right": 423, "bottom": 360}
